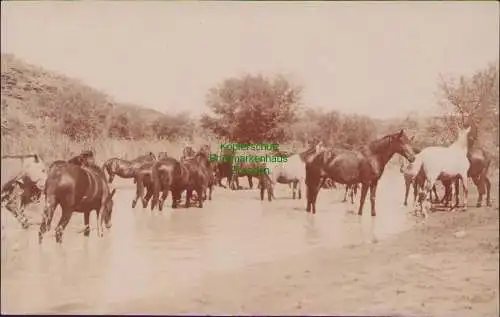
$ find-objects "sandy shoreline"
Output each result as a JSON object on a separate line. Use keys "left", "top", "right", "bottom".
{"left": 111, "top": 207, "right": 499, "bottom": 316}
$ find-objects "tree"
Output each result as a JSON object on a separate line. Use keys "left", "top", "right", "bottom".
{"left": 438, "top": 62, "right": 499, "bottom": 147}
{"left": 200, "top": 74, "right": 302, "bottom": 143}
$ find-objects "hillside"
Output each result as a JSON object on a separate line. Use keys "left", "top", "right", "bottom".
{"left": 1, "top": 54, "right": 193, "bottom": 143}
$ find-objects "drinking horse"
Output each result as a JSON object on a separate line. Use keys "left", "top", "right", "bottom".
{"left": 408, "top": 125, "right": 473, "bottom": 218}
{"left": 305, "top": 130, "right": 416, "bottom": 215}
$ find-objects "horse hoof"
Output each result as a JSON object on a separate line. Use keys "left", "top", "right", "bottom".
{"left": 476, "top": 203, "right": 482, "bottom": 208}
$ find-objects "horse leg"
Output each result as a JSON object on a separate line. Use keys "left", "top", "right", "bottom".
{"left": 185, "top": 189, "right": 192, "bottom": 208}
{"left": 292, "top": 180, "right": 298, "bottom": 199}
{"left": 132, "top": 178, "right": 142, "bottom": 209}
{"left": 158, "top": 188, "right": 168, "bottom": 211}
{"left": 461, "top": 173, "right": 469, "bottom": 210}
{"left": 453, "top": 177, "right": 460, "bottom": 208}
{"left": 357, "top": 183, "right": 369, "bottom": 216}
{"left": 197, "top": 188, "right": 204, "bottom": 208}
{"left": 298, "top": 178, "right": 304, "bottom": 200}
{"left": 143, "top": 185, "right": 154, "bottom": 209}
{"left": 403, "top": 178, "right": 411, "bottom": 206}
{"left": 342, "top": 186, "right": 348, "bottom": 202}
{"left": 109, "top": 173, "right": 115, "bottom": 184}
{"left": 54, "top": 206, "right": 73, "bottom": 244}
{"left": 485, "top": 176, "right": 492, "bottom": 207}
{"left": 471, "top": 176, "right": 484, "bottom": 207}
{"left": 431, "top": 184, "right": 440, "bottom": 203}
{"left": 369, "top": 181, "right": 379, "bottom": 217}
{"left": 38, "top": 195, "right": 57, "bottom": 244}
{"left": 248, "top": 176, "right": 253, "bottom": 189}
{"left": 350, "top": 185, "right": 356, "bottom": 204}
{"left": 83, "top": 211, "right": 91, "bottom": 237}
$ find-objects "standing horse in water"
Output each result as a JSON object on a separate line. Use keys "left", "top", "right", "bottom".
{"left": 305, "top": 130, "right": 416, "bottom": 215}
{"left": 39, "top": 160, "right": 116, "bottom": 244}
{"left": 466, "top": 124, "right": 492, "bottom": 207}
{"left": 1, "top": 154, "right": 47, "bottom": 228}
{"left": 102, "top": 152, "right": 156, "bottom": 183}
{"left": 408, "top": 125, "right": 473, "bottom": 218}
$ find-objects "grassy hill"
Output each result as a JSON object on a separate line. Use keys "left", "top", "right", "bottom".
{"left": 1, "top": 54, "right": 198, "bottom": 162}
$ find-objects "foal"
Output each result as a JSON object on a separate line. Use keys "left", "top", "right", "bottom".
{"left": 412, "top": 126, "right": 472, "bottom": 218}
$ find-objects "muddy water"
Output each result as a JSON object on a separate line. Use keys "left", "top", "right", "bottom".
{"left": 1, "top": 168, "right": 416, "bottom": 314}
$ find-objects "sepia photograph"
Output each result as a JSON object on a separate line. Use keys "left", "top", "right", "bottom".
{"left": 1, "top": 1, "right": 499, "bottom": 315}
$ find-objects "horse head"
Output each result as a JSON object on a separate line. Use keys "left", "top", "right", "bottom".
{"left": 390, "top": 129, "right": 416, "bottom": 163}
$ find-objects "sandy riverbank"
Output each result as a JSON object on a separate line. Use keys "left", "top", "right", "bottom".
{"left": 113, "top": 206, "right": 499, "bottom": 316}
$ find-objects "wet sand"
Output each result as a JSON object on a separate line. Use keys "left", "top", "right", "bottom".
{"left": 115, "top": 206, "right": 499, "bottom": 316}
{"left": 1, "top": 167, "right": 498, "bottom": 316}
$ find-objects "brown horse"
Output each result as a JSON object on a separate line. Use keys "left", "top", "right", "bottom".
{"left": 151, "top": 157, "right": 178, "bottom": 211}
{"left": 132, "top": 161, "right": 156, "bottom": 209}
{"left": 132, "top": 152, "right": 170, "bottom": 209}
{"left": 102, "top": 152, "right": 156, "bottom": 183}
{"left": 305, "top": 130, "right": 416, "bottom": 215}
{"left": 466, "top": 126, "right": 492, "bottom": 207}
{"left": 39, "top": 160, "right": 116, "bottom": 244}
{"left": 171, "top": 150, "right": 212, "bottom": 209}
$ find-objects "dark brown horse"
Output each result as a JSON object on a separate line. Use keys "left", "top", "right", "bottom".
{"left": 132, "top": 161, "right": 156, "bottom": 209}
{"left": 305, "top": 130, "right": 416, "bottom": 215}
{"left": 102, "top": 152, "right": 156, "bottom": 183}
{"left": 132, "top": 152, "right": 170, "bottom": 209}
{"left": 39, "top": 160, "right": 116, "bottom": 244}
{"left": 171, "top": 150, "right": 212, "bottom": 209}
{"left": 151, "top": 157, "right": 178, "bottom": 211}
{"left": 214, "top": 147, "right": 235, "bottom": 188}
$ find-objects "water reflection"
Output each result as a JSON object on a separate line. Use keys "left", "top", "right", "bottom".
{"left": 1, "top": 169, "right": 414, "bottom": 313}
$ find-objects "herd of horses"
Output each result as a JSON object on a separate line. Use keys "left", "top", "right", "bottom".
{"left": 0, "top": 122, "right": 494, "bottom": 244}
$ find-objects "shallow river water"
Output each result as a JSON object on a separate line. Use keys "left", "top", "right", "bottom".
{"left": 1, "top": 168, "right": 417, "bottom": 314}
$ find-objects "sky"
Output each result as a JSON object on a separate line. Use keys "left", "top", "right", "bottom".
{"left": 1, "top": 1, "right": 498, "bottom": 119}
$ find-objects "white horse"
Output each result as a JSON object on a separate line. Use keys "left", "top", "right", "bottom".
{"left": 406, "top": 126, "right": 472, "bottom": 218}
